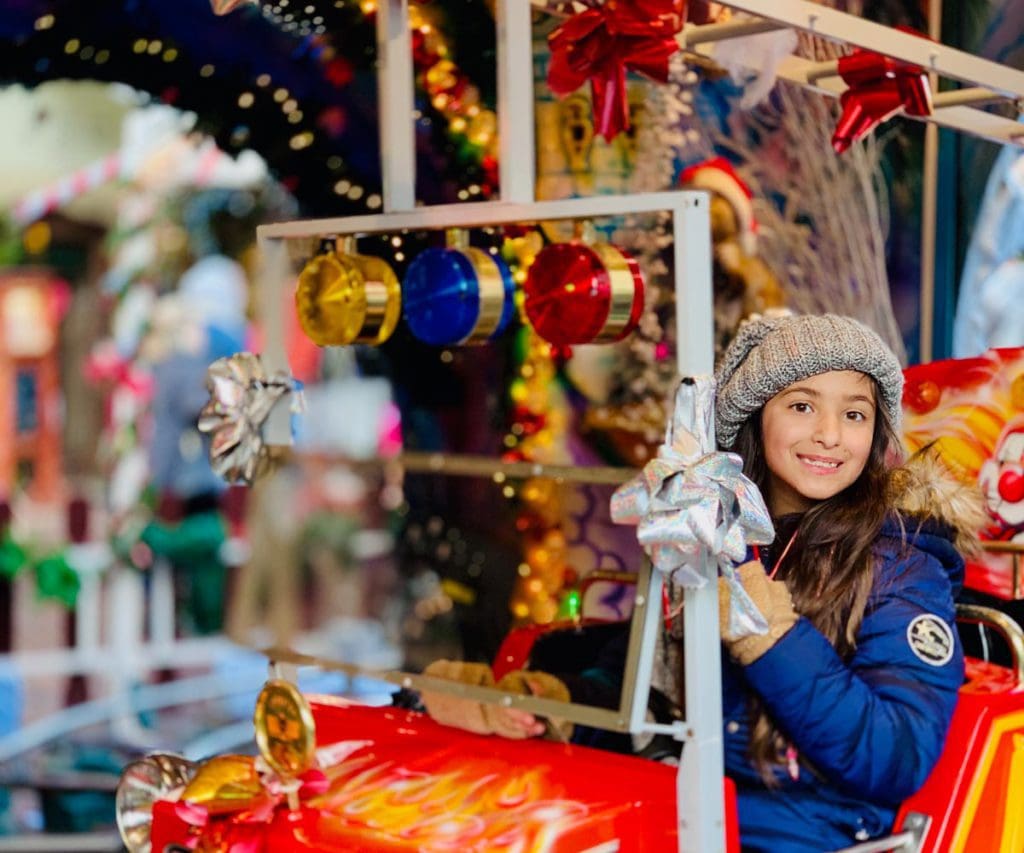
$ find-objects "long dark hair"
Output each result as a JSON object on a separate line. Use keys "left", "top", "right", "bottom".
{"left": 730, "top": 376, "right": 902, "bottom": 781}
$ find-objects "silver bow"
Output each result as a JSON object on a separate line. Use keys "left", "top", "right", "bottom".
{"left": 611, "top": 376, "right": 774, "bottom": 598}
{"left": 198, "top": 352, "right": 294, "bottom": 485}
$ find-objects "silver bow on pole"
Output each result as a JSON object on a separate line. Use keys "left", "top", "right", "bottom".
{"left": 198, "top": 352, "right": 297, "bottom": 485}
{"left": 610, "top": 376, "right": 775, "bottom": 632}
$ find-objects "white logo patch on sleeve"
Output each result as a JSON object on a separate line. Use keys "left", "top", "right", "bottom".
{"left": 906, "top": 614, "right": 955, "bottom": 666}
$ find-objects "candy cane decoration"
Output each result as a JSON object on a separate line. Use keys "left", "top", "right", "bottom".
{"left": 10, "top": 152, "right": 123, "bottom": 226}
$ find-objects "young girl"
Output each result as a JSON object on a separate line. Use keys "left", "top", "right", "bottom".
{"left": 712, "top": 312, "right": 980, "bottom": 851}
{"left": 423, "top": 313, "right": 982, "bottom": 852}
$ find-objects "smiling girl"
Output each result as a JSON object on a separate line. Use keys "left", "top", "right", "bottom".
{"left": 716, "top": 313, "right": 983, "bottom": 851}
{"left": 422, "top": 313, "right": 983, "bottom": 852}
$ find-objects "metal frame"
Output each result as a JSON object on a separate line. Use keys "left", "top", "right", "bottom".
{"left": 530, "top": 0, "right": 1024, "bottom": 148}
{"left": 981, "top": 541, "right": 1024, "bottom": 599}
{"left": 956, "top": 603, "right": 1024, "bottom": 683}
{"left": 377, "top": 0, "right": 535, "bottom": 213}
{"left": 684, "top": 0, "right": 1024, "bottom": 147}
{"left": 252, "top": 3, "right": 1024, "bottom": 848}
{"left": 831, "top": 813, "right": 931, "bottom": 853}
{"left": 378, "top": 0, "right": 415, "bottom": 211}
{"left": 258, "top": 189, "right": 723, "bottom": 851}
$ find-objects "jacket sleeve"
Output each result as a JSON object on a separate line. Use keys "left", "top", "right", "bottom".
{"left": 739, "top": 544, "right": 963, "bottom": 805}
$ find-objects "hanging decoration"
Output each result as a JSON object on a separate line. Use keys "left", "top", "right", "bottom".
{"left": 198, "top": 352, "right": 298, "bottom": 485}
{"left": 345, "top": 250, "right": 403, "bottom": 345}
{"left": 295, "top": 249, "right": 368, "bottom": 347}
{"left": 546, "top": 0, "right": 684, "bottom": 141}
{"left": 831, "top": 47, "right": 932, "bottom": 154}
{"left": 524, "top": 241, "right": 644, "bottom": 346}
{"left": 294, "top": 245, "right": 402, "bottom": 347}
{"left": 403, "top": 244, "right": 515, "bottom": 346}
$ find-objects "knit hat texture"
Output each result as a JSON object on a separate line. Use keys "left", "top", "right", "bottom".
{"left": 714, "top": 313, "right": 904, "bottom": 449}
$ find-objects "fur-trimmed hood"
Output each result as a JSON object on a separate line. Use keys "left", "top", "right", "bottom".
{"left": 886, "top": 447, "right": 987, "bottom": 558}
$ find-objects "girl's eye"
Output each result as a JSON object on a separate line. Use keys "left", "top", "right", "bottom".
{"left": 846, "top": 411, "right": 867, "bottom": 422}
{"left": 790, "top": 402, "right": 812, "bottom": 413}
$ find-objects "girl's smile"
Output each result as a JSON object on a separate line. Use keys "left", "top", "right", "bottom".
{"left": 761, "top": 370, "right": 877, "bottom": 515}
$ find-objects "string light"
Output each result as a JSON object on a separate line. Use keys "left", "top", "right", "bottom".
{"left": 3, "top": 0, "right": 379, "bottom": 220}
{"left": 409, "top": 3, "right": 499, "bottom": 197}
{"left": 499, "top": 230, "right": 576, "bottom": 625}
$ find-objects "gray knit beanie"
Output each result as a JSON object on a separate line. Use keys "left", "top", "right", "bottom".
{"left": 714, "top": 313, "right": 904, "bottom": 449}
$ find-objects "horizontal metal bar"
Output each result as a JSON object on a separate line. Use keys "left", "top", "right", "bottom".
{"left": 0, "top": 670, "right": 265, "bottom": 764}
{"left": 981, "top": 541, "right": 1024, "bottom": 554}
{"left": 0, "top": 770, "right": 119, "bottom": 792}
{"left": 529, "top": 0, "right": 1024, "bottom": 98}
{"left": 802, "top": 59, "right": 840, "bottom": 83}
{"left": 0, "top": 833, "right": 122, "bottom": 852}
{"left": 266, "top": 645, "right": 660, "bottom": 734}
{"left": 528, "top": 0, "right": 1024, "bottom": 148}
{"left": 398, "top": 450, "right": 637, "bottom": 485}
{"left": 257, "top": 191, "right": 699, "bottom": 240}
{"left": 830, "top": 831, "right": 916, "bottom": 853}
{"left": 768, "top": 53, "right": 1024, "bottom": 147}
{"left": 682, "top": 18, "right": 788, "bottom": 46}
{"left": 932, "top": 86, "right": 1016, "bottom": 108}
{"left": 719, "top": 0, "right": 1024, "bottom": 97}
{"left": 957, "top": 603, "right": 1024, "bottom": 684}
{"left": 1, "top": 636, "right": 238, "bottom": 679}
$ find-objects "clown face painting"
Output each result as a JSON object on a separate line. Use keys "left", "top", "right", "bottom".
{"left": 979, "top": 419, "right": 1024, "bottom": 541}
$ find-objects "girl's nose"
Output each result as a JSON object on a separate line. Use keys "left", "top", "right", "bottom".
{"left": 813, "top": 413, "right": 841, "bottom": 447}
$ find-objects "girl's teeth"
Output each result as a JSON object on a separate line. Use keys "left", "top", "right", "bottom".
{"left": 805, "top": 459, "right": 839, "bottom": 469}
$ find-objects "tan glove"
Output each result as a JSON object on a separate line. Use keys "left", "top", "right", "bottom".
{"left": 719, "top": 560, "right": 798, "bottom": 665}
{"left": 420, "top": 660, "right": 496, "bottom": 735}
{"left": 493, "top": 670, "right": 572, "bottom": 741}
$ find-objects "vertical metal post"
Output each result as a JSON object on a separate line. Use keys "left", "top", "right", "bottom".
{"left": 620, "top": 562, "right": 666, "bottom": 731}
{"left": 496, "top": 0, "right": 536, "bottom": 203}
{"left": 918, "top": 0, "right": 942, "bottom": 363}
{"left": 378, "top": 0, "right": 416, "bottom": 212}
{"left": 150, "top": 560, "right": 176, "bottom": 646}
{"left": 257, "top": 236, "right": 294, "bottom": 446}
{"left": 674, "top": 193, "right": 724, "bottom": 852}
{"left": 676, "top": 194, "right": 715, "bottom": 376}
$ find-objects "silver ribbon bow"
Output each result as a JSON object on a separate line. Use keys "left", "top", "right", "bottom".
{"left": 610, "top": 376, "right": 775, "bottom": 633}
{"left": 198, "top": 352, "right": 295, "bottom": 485}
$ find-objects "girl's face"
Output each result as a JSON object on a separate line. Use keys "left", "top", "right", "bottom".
{"left": 761, "top": 370, "right": 877, "bottom": 516}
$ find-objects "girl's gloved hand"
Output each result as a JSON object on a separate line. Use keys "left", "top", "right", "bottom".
{"left": 420, "top": 660, "right": 496, "bottom": 735}
{"left": 719, "top": 560, "right": 798, "bottom": 665}
{"left": 494, "top": 670, "right": 572, "bottom": 741}
{"left": 420, "top": 661, "right": 570, "bottom": 740}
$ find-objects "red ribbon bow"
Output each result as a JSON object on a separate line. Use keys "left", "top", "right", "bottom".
{"left": 547, "top": 0, "right": 685, "bottom": 141}
{"left": 831, "top": 41, "right": 933, "bottom": 154}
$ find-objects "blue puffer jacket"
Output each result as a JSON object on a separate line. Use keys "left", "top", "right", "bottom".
{"left": 725, "top": 516, "right": 965, "bottom": 853}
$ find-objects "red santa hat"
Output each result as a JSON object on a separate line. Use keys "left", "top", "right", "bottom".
{"left": 680, "top": 157, "right": 758, "bottom": 255}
